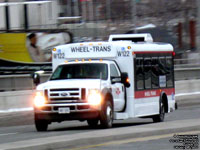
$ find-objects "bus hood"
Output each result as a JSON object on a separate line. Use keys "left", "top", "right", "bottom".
{"left": 37, "top": 79, "right": 104, "bottom": 90}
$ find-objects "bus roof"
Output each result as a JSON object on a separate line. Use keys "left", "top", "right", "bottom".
{"left": 131, "top": 42, "right": 173, "bottom": 52}
{"left": 108, "top": 33, "right": 153, "bottom": 42}
{"left": 54, "top": 41, "right": 173, "bottom": 60}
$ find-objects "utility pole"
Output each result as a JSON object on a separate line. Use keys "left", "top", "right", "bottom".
{"left": 106, "top": 0, "right": 111, "bottom": 37}
{"left": 24, "top": 3, "right": 28, "bottom": 30}
{"left": 5, "top": 0, "right": 10, "bottom": 31}
{"left": 197, "top": 0, "right": 200, "bottom": 52}
{"left": 74, "top": 0, "right": 79, "bottom": 17}
{"left": 131, "top": 0, "right": 137, "bottom": 33}
{"left": 67, "top": 0, "right": 72, "bottom": 17}
{"left": 88, "top": 0, "right": 95, "bottom": 39}
{"left": 106, "top": 0, "right": 111, "bottom": 20}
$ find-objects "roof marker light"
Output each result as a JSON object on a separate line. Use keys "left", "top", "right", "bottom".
{"left": 100, "top": 59, "right": 103, "bottom": 62}
{"left": 89, "top": 43, "right": 93, "bottom": 46}
{"left": 89, "top": 59, "right": 92, "bottom": 62}
{"left": 82, "top": 59, "right": 85, "bottom": 62}
{"left": 53, "top": 48, "right": 56, "bottom": 51}
{"left": 75, "top": 59, "right": 79, "bottom": 62}
{"left": 98, "top": 43, "right": 102, "bottom": 45}
{"left": 80, "top": 43, "right": 84, "bottom": 46}
{"left": 65, "top": 60, "right": 68, "bottom": 63}
{"left": 127, "top": 46, "right": 131, "bottom": 49}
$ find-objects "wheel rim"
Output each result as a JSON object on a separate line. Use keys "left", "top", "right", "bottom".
{"left": 106, "top": 106, "right": 113, "bottom": 123}
{"left": 160, "top": 102, "right": 165, "bottom": 119}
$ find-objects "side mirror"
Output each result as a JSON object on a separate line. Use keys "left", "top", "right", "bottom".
{"left": 111, "top": 76, "right": 121, "bottom": 84}
{"left": 32, "top": 73, "right": 40, "bottom": 86}
{"left": 31, "top": 70, "right": 44, "bottom": 86}
{"left": 121, "top": 72, "right": 130, "bottom": 88}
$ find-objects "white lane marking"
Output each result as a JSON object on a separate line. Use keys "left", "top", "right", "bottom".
{"left": 0, "top": 132, "right": 18, "bottom": 137}
{"left": 0, "top": 107, "right": 33, "bottom": 113}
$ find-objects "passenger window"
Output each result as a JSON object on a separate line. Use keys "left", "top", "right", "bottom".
{"left": 110, "top": 64, "right": 120, "bottom": 77}
{"left": 166, "top": 57, "right": 173, "bottom": 87}
{"left": 144, "top": 57, "right": 151, "bottom": 89}
{"left": 159, "top": 57, "right": 166, "bottom": 75}
{"left": 136, "top": 57, "right": 144, "bottom": 90}
{"left": 151, "top": 57, "right": 159, "bottom": 89}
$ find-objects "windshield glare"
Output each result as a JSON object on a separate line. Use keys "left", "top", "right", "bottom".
{"left": 50, "top": 63, "right": 108, "bottom": 80}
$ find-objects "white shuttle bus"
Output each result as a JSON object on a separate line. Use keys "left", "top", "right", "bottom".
{"left": 33, "top": 34, "right": 176, "bottom": 131}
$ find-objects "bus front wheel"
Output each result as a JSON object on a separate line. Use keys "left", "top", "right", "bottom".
{"left": 34, "top": 114, "right": 48, "bottom": 131}
{"left": 100, "top": 100, "right": 113, "bottom": 128}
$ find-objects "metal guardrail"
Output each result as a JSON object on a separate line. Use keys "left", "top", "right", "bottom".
{"left": 174, "top": 58, "right": 200, "bottom": 64}
{"left": 174, "top": 58, "right": 200, "bottom": 68}
{"left": 0, "top": 60, "right": 52, "bottom": 75}
{"left": 0, "top": 67, "right": 200, "bottom": 91}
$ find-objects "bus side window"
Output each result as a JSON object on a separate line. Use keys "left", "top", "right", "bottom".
{"left": 166, "top": 56, "right": 173, "bottom": 87}
{"left": 159, "top": 56, "right": 166, "bottom": 76}
{"left": 158, "top": 56, "right": 167, "bottom": 88}
{"left": 144, "top": 57, "right": 151, "bottom": 89}
{"left": 152, "top": 57, "right": 159, "bottom": 89}
{"left": 136, "top": 57, "right": 144, "bottom": 90}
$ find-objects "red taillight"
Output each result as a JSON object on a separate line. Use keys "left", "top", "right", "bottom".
{"left": 172, "top": 52, "right": 176, "bottom": 56}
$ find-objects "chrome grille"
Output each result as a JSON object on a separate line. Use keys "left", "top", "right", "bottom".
{"left": 48, "top": 88, "right": 81, "bottom": 103}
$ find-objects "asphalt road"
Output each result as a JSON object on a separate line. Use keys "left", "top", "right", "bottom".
{"left": 70, "top": 131, "right": 200, "bottom": 150}
{"left": 0, "top": 103, "right": 200, "bottom": 150}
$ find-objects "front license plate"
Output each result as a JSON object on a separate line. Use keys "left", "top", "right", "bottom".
{"left": 58, "top": 107, "right": 70, "bottom": 114}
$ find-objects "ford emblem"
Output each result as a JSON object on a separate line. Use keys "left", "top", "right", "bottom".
{"left": 60, "top": 92, "right": 69, "bottom": 96}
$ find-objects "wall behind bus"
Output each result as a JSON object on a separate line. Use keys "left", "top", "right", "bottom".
{"left": 0, "top": 79, "right": 200, "bottom": 111}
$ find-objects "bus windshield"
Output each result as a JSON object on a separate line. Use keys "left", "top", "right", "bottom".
{"left": 50, "top": 63, "right": 108, "bottom": 80}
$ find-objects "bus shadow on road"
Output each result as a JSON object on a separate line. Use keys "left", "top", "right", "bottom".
{"left": 112, "top": 122, "right": 152, "bottom": 128}
{"left": 48, "top": 120, "right": 153, "bottom": 132}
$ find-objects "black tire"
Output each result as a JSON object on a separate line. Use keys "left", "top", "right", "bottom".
{"left": 87, "top": 119, "right": 99, "bottom": 128}
{"left": 100, "top": 100, "right": 113, "bottom": 128}
{"left": 34, "top": 114, "right": 48, "bottom": 131}
{"left": 152, "top": 99, "right": 165, "bottom": 123}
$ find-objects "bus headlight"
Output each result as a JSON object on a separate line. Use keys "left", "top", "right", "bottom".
{"left": 87, "top": 89, "right": 102, "bottom": 106}
{"left": 33, "top": 91, "right": 46, "bottom": 108}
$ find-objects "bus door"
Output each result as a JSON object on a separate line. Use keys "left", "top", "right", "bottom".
{"left": 110, "top": 63, "right": 125, "bottom": 112}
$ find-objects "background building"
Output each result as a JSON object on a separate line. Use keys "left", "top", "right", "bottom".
{"left": 0, "top": 0, "right": 199, "bottom": 58}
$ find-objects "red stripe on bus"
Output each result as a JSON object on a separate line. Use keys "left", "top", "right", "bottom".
{"left": 135, "top": 88, "right": 175, "bottom": 99}
{"left": 134, "top": 51, "right": 173, "bottom": 54}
